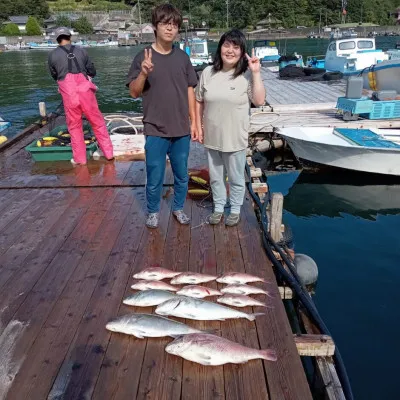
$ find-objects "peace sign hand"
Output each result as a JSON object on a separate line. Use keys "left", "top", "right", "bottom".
{"left": 141, "top": 48, "right": 154, "bottom": 76}
{"left": 246, "top": 48, "right": 261, "bottom": 74}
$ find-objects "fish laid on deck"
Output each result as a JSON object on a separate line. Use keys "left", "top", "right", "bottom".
{"left": 176, "top": 285, "right": 222, "bottom": 298}
{"left": 217, "top": 294, "right": 273, "bottom": 308}
{"left": 132, "top": 266, "right": 181, "bottom": 280}
{"left": 155, "top": 296, "right": 264, "bottom": 321}
{"left": 165, "top": 333, "right": 277, "bottom": 365}
{"left": 221, "top": 283, "right": 274, "bottom": 297}
{"left": 216, "top": 272, "right": 268, "bottom": 284}
{"left": 170, "top": 272, "right": 217, "bottom": 285}
{"left": 123, "top": 289, "right": 178, "bottom": 307}
{"left": 105, "top": 314, "right": 205, "bottom": 338}
{"left": 131, "top": 280, "right": 179, "bottom": 292}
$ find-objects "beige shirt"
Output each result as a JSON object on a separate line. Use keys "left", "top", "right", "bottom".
{"left": 196, "top": 66, "right": 252, "bottom": 152}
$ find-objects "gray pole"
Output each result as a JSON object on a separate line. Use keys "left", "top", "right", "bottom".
{"left": 226, "top": 0, "right": 229, "bottom": 28}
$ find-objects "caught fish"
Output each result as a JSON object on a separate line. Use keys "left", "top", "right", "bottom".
{"left": 131, "top": 280, "right": 178, "bottom": 292}
{"left": 221, "top": 284, "right": 274, "bottom": 298}
{"left": 165, "top": 333, "right": 277, "bottom": 365}
{"left": 123, "top": 290, "right": 178, "bottom": 307}
{"left": 133, "top": 267, "right": 180, "bottom": 281}
{"left": 217, "top": 294, "right": 272, "bottom": 308}
{"left": 177, "top": 285, "right": 222, "bottom": 299}
{"left": 170, "top": 272, "right": 217, "bottom": 285}
{"left": 216, "top": 272, "right": 267, "bottom": 285}
{"left": 106, "top": 313, "right": 204, "bottom": 338}
{"left": 155, "top": 296, "right": 264, "bottom": 321}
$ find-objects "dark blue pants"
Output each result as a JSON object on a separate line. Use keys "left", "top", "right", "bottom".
{"left": 145, "top": 135, "right": 190, "bottom": 213}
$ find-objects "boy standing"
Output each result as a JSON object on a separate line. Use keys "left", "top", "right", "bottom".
{"left": 127, "top": 3, "right": 198, "bottom": 228}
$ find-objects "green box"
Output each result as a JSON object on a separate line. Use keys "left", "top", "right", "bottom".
{"left": 25, "top": 124, "right": 98, "bottom": 162}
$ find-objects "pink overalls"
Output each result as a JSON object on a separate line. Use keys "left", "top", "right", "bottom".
{"left": 57, "top": 46, "right": 113, "bottom": 164}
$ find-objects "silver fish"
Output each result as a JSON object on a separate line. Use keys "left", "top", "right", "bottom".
{"left": 165, "top": 333, "right": 277, "bottom": 365}
{"left": 216, "top": 272, "right": 267, "bottom": 285}
{"left": 155, "top": 296, "right": 264, "bottom": 321}
{"left": 133, "top": 267, "right": 181, "bottom": 281}
{"left": 217, "top": 294, "right": 272, "bottom": 308}
{"left": 221, "top": 284, "right": 273, "bottom": 297}
{"left": 176, "top": 285, "right": 222, "bottom": 298}
{"left": 131, "top": 280, "right": 178, "bottom": 292}
{"left": 170, "top": 272, "right": 217, "bottom": 285}
{"left": 123, "top": 290, "right": 178, "bottom": 307}
{"left": 105, "top": 313, "right": 204, "bottom": 338}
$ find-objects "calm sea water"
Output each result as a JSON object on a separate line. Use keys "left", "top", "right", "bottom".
{"left": 1, "top": 37, "right": 400, "bottom": 399}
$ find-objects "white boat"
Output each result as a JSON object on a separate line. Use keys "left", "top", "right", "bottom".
{"left": 278, "top": 126, "right": 400, "bottom": 176}
{"left": 179, "top": 38, "right": 212, "bottom": 66}
{"left": 359, "top": 58, "right": 400, "bottom": 92}
{"left": 252, "top": 40, "right": 280, "bottom": 63}
{"left": 324, "top": 37, "right": 388, "bottom": 74}
{"left": 29, "top": 41, "right": 58, "bottom": 49}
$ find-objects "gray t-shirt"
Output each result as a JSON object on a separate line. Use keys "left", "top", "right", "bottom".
{"left": 126, "top": 46, "right": 197, "bottom": 138}
{"left": 48, "top": 44, "right": 96, "bottom": 81}
{"left": 196, "top": 66, "right": 253, "bottom": 152}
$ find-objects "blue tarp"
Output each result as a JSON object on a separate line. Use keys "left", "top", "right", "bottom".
{"left": 334, "top": 128, "right": 400, "bottom": 149}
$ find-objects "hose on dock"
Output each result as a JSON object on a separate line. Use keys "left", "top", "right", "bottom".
{"left": 245, "top": 163, "right": 354, "bottom": 400}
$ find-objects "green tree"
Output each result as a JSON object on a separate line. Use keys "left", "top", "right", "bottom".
{"left": 1, "top": 23, "right": 20, "bottom": 36}
{"left": 72, "top": 16, "right": 93, "bottom": 34}
{"left": 55, "top": 16, "right": 73, "bottom": 27}
{"left": 26, "top": 16, "right": 42, "bottom": 35}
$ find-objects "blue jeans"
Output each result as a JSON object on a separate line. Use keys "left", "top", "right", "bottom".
{"left": 145, "top": 135, "right": 190, "bottom": 213}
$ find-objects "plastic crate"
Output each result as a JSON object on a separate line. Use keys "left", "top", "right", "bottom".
{"left": 25, "top": 124, "right": 98, "bottom": 162}
{"left": 26, "top": 140, "right": 98, "bottom": 162}
{"left": 336, "top": 97, "right": 373, "bottom": 114}
{"left": 337, "top": 97, "right": 400, "bottom": 119}
{"left": 361, "top": 101, "right": 400, "bottom": 119}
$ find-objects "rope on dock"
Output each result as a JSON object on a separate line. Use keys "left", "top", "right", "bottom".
{"left": 245, "top": 162, "right": 354, "bottom": 400}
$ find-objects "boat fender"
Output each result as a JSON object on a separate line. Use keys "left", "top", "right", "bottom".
{"left": 294, "top": 254, "right": 318, "bottom": 285}
{"left": 368, "top": 70, "right": 377, "bottom": 91}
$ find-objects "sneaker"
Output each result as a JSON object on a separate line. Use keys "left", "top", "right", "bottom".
{"left": 146, "top": 212, "right": 159, "bottom": 229}
{"left": 225, "top": 213, "right": 240, "bottom": 227}
{"left": 208, "top": 212, "right": 223, "bottom": 225}
{"left": 172, "top": 210, "right": 190, "bottom": 225}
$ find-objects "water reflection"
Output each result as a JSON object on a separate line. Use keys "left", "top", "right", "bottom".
{"left": 284, "top": 170, "right": 400, "bottom": 219}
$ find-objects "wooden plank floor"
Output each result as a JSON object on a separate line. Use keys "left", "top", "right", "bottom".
{"left": 0, "top": 184, "right": 312, "bottom": 400}
{"left": 261, "top": 67, "right": 346, "bottom": 106}
{"left": 0, "top": 121, "right": 208, "bottom": 189}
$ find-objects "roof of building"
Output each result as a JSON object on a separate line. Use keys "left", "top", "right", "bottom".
{"left": 8, "top": 16, "right": 29, "bottom": 24}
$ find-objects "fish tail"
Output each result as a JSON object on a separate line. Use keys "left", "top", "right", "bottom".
{"left": 260, "top": 349, "right": 278, "bottom": 361}
{"left": 246, "top": 312, "right": 265, "bottom": 321}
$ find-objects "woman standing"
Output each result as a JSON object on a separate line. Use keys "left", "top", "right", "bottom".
{"left": 195, "top": 29, "right": 266, "bottom": 226}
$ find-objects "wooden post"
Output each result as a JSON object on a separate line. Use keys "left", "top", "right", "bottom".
{"left": 294, "top": 334, "right": 335, "bottom": 357}
{"left": 270, "top": 192, "right": 283, "bottom": 242}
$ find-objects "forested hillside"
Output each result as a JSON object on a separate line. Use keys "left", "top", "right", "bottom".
{"left": 0, "top": 0, "right": 398, "bottom": 29}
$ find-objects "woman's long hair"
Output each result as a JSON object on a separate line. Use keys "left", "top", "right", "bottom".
{"left": 212, "top": 29, "right": 248, "bottom": 78}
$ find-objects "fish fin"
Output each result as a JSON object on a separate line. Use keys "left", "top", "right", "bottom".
{"left": 246, "top": 313, "right": 265, "bottom": 321}
{"left": 169, "top": 334, "right": 184, "bottom": 339}
{"left": 133, "top": 332, "right": 145, "bottom": 339}
{"left": 260, "top": 349, "right": 278, "bottom": 362}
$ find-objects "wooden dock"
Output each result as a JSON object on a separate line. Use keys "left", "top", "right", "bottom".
{"left": 0, "top": 126, "right": 314, "bottom": 399}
